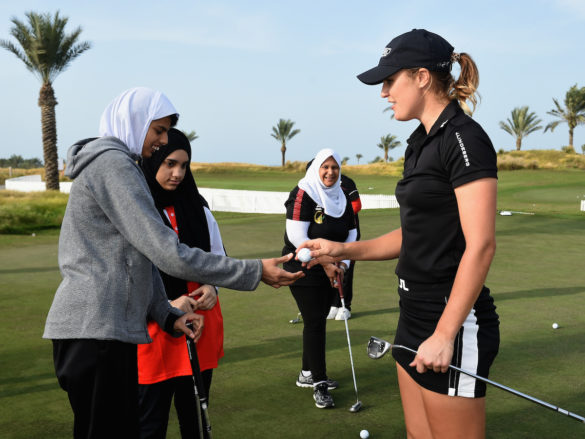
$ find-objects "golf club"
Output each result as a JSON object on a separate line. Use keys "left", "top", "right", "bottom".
{"left": 336, "top": 272, "right": 362, "bottom": 413}
{"left": 186, "top": 325, "right": 213, "bottom": 439}
{"left": 367, "top": 336, "right": 585, "bottom": 424}
{"left": 289, "top": 312, "right": 302, "bottom": 324}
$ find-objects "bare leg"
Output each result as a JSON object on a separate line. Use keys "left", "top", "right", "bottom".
{"left": 396, "top": 363, "right": 433, "bottom": 439}
{"left": 396, "top": 362, "right": 485, "bottom": 439}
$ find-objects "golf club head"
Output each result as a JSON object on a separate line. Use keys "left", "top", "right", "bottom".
{"left": 289, "top": 312, "right": 302, "bottom": 324}
{"left": 349, "top": 401, "right": 362, "bottom": 412}
{"left": 367, "top": 336, "right": 391, "bottom": 359}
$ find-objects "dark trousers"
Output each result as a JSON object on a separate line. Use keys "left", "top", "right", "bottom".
{"left": 332, "top": 260, "right": 355, "bottom": 310}
{"left": 52, "top": 339, "right": 140, "bottom": 439}
{"left": 290, "top": 284, "right": 336, "bottom": 382}
{"left": 138, "top": 370, "right": 213, "bottom": 439}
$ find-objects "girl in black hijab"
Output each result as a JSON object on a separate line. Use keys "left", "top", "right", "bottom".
{"left": 138, "top": 128, "right": 225, "bottom": 438}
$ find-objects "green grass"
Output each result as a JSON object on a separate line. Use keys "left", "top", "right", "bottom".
{"left": 1, "top": 206, "right": 584, "bottom": 438}
{"left": 2, "top": 168, "right": 583, "bottom": 235}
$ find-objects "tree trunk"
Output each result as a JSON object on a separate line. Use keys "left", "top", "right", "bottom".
{"left": 281, "top": 144, "right": 286, "bottom": 167}
{"left": 384, "top": 148, "right": 388, "bottom": 162}
{"left": 38, "top": 82, "right": 59, "bottom": 191}
{"left": 516, "top": 137, "right": 522, "bottom": 151}
{"left": 569, "top": 127, "right": 574, "bottom": 149}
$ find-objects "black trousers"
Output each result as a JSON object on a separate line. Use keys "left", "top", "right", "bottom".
{"left": 332, "top": 260, "right": 355, "bottom": 310}
{"left": 52, "top": 339, "right": 140, "bottom": 439}
{"left": 290, "top": 283, "right": 336, "bottom": 382}
{"left": 138, "top": 370, "right": 213, "bottom": 439}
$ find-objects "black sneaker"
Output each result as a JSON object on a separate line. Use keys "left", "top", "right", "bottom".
{"left": 313, "top": 382, "right": 335, "bottom": 408}
{"left": 296, "top": 371, "right": 338, "bottom": 390}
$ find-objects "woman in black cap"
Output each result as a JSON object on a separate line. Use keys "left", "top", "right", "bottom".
{"left": 298, "top": 29, "right": 499, "bottom": 438}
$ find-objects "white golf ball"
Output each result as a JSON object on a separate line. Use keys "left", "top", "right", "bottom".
{"left": 552, "top": 323, "right": 559, "bottom": 329}
{"left": 360, "top": 430, "right": 370, "bottom": 439}
{"left": 298, "top": 248, "right": 312, "bottom": 263}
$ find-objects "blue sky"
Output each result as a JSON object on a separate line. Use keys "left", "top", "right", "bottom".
{"left": 1, "top": 0, "right": 585, "bottom": 166}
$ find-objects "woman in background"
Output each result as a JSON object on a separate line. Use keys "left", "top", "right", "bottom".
{"left": 283, "top": 148, "right": 357, "bottom": 409}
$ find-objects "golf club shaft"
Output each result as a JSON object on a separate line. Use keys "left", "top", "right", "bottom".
{"left": 391, "top": 343, "right": 585, "bottom": 423}
{"left": 337, "top": 273, "right": 360, "bottom": 402}
{"left": 186, "top": 336, "right": 205, "bottom": 439}
{"left": 186, "top": 334, "right": 214, "bottom": 438}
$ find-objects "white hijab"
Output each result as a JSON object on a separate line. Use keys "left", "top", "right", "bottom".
{"left": 298, "top": 148, "right": 346, "bottom": 218}
{"left": 99, "top": 87, "right": 179, "bottom": 155}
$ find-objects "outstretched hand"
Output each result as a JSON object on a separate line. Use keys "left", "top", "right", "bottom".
{"left": 173, "top": 312, "right": 204, "bottom": 342}
{"left": 261, "top": 253, "right": 304, "bottom": 288}
{"left": 295, "top": 238, "right": 344, "bottom": 269}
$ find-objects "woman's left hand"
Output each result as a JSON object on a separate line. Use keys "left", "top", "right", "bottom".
{"left": 409, "top": 333, "right": 454, "bottom": 374}
{"left": 190, "top": 284, "right": 218, "bottom": 310}
{"left": 323, "top": 262, "right": 346, "bottom": 288}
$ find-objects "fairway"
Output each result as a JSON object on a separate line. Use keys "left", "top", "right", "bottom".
{"left": 1, "top": 202, "right": 584, "bottom": 437}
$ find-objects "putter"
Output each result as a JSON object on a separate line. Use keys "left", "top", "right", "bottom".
{"left": 186, "top": 325, "right": 213, "bottom": 439}
{"left": 336, "top": 272, "right": 362, "bottom": 413}
{"left": 367, "top": 336, "right": 585, "bottom": 424}
{"left": 289, "top": 312, "right": 302, "bottom": 324}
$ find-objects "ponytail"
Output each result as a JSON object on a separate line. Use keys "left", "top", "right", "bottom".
{"left": 430, "top": 52, "right": 480, "bottom": 115}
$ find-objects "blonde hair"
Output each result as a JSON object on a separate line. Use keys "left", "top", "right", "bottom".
{"left": 433, "top": 53, "right": 480, "bottom": 115}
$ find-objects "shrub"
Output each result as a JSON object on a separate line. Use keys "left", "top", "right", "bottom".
{"left": 0, "top": 191, "right": 68, "bottom": 234}
{"left": 561, "top": 145, "right": 576, "bottom": 154}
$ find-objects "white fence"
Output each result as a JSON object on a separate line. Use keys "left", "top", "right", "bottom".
{"left": 5, "top": 175, "right": 73, "bottom": 193}
{"left": 198, "top": 188, "right": 399, "bottom": 213}
{"left": 5, "top": 175, "right": 399, "bottom": 213}
{"left": 582, "top": 200, "right": 585, "bottom": 212}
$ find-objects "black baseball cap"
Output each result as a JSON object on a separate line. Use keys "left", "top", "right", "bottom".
{"left": 357, "top": 29, "right": 454, "bottom": 85}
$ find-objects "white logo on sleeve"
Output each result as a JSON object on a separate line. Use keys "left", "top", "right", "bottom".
{"left": 455, "top": 132, "right": 470, "bottom": 167}
{"left": 399, "top": 279, "right": 409, "bottom": 291}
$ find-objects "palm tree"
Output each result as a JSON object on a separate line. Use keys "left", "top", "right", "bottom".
{"left": 182, "top": 130, "right": 199, "bottom": 142}
{"left": 356, "top": 153, "right": 363, "bottom": 164}
{"left": 1, "top": 11, "right": 91, "bottom": 190}
{"left": 499, "top": 106, "right": 542, "bottom": 151}
{"left": 271, "top": 119, "right": 300, "bottom": 167}
{"left": 377, "top": 134, "right": 401, "bottom": 162}
{"left": 342, "top": 157, "right": 350, "bottom": 165}
{"left": 544, "top": 84, "right": 585, "bottom": 150}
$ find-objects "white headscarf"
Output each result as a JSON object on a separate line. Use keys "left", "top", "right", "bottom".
{"left": 298, "top": 148, "right": 347, "bottom": 218}
{"left": 99, "top": 87, "right": 179, "bottom": 155}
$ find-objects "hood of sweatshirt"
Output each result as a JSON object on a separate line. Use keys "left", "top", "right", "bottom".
{"left": 65, "top": 136, "right": 140, "bottom": 179}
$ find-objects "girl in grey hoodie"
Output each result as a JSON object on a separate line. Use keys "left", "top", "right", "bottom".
{"left": 44, "top": 87, "right": 302, "bottom": 438}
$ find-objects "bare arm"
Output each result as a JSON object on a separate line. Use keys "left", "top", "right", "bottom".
{"left": 300, "top": 228, "right": 402, "bottom": 268}
{"left": 410, "top": 178, "right": 497, "bottom": 373}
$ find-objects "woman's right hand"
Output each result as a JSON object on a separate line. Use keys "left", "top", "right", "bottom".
{"left": 174, "top": 312, "right": 204, "bottom": 342}
{"left": 296, "top": 238, "right": 344, "bottom": 268}
{"left": 170, "top": 296, "right": 199, "bottom": 313}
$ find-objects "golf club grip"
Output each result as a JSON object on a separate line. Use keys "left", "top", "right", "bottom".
{"left": 394, "top": 344, "right": 585, "bottom": 423}
{"left": 336, "top": 272, "right": 344, "bottom": 299}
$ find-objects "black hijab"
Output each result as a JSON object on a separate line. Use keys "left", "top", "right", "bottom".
{"left": 141, "top": 128, "right": 210, "bottom": 298}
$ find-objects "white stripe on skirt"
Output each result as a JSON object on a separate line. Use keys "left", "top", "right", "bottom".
{"left": 449, "top": 308, "right": 479, "bottom": 397}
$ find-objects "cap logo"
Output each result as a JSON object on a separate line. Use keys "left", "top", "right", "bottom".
{"left": 382, "top": 47, "right": 391, "bottom": 57}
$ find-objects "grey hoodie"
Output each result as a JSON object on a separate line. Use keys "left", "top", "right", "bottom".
{"left": 43, "top": 137, "right": 262, "bottom": 344}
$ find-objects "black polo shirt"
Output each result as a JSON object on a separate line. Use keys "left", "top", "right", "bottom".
{"left": 282, "top": 186, "right": 356, "bottom": 286}
{"left": 394, "top": 100, "right": 497, "bottom": 284}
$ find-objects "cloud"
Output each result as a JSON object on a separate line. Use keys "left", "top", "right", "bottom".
{"left": 82, "top": 4, "right": 279, "bottom": 52}
{"left": 555, "top": 0, "right": 585, "bottom": 18}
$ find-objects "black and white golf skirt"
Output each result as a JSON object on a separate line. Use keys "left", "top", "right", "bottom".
{"left": 392, "top": 280, "right": 500, "bottom": 398}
